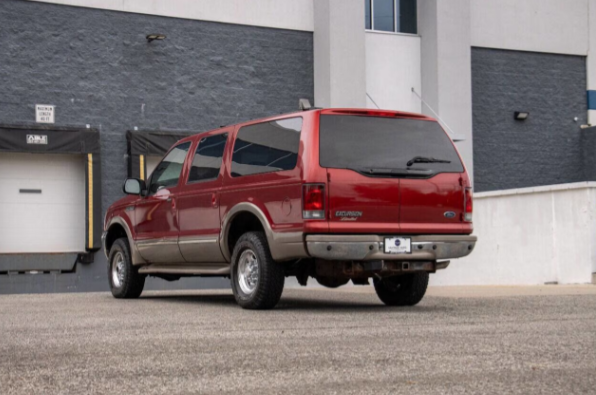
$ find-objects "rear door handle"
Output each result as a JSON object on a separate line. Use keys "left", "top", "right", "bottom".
{"left": 167, "top": 197, "right": 176, "bottom": 210}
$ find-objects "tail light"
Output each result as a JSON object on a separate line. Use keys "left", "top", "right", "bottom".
{"left": 463, "top": 187, "right": 473, "bottom": 222}
{"left": 303, "top": 184, "right": 325, "bottom": 220}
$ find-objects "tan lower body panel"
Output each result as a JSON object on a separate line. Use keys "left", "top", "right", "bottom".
{"left": 138, "top": 264, "right": 230, "bottom": 276}
{"left": 178, "top": 235, "right": 226, "bottom": 263}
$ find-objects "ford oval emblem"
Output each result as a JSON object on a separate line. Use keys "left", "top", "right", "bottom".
{"left": 444, "top": 211, "right": 456, "bottom": 219}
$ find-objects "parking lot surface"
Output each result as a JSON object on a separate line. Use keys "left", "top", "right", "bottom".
{"left": 1, "top": 285, "right": 595, "bottom": 395}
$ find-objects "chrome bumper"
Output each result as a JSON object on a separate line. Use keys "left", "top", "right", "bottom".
{"left": 306, "top": 235, "right": 477, "bottom": 261}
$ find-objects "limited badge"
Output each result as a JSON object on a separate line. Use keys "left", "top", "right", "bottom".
{"left": 336, "top": 211, "right": 363, "bottom": 221}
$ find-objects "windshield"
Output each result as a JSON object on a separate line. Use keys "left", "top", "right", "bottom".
{"left": 319, "top": 115, "right": 464, "bottom": 173}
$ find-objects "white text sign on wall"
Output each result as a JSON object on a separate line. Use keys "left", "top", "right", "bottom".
{"left": 27, "top": 135, "right": 48, "bottom": 145}
{"left": 36, "top": 105, "right": 55, "bottom": 124}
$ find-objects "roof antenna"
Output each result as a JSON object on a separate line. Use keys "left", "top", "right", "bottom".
{"left": 366, "top": 93, "right": 381, "bottom": 109}
{"left": 411, "top": 88, "right": 465, "bottom": 142}
{"left": 299, "top": 98, "right": 312, "bottom": 111}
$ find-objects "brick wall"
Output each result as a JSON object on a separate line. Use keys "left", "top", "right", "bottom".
{"left": 0, "top": 0, "right": 314, "bottom": 293}
{"left": 472, "top": 48, "right": 587, "bottom": 192}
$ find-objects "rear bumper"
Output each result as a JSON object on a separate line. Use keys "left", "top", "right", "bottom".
{"left": 306, "top": 235, "right": 477, "bottom": 261}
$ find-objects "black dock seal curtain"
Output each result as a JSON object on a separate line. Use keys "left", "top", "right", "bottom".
{"left": 0, "top": 124, "right": 102, "bottom": 252}
{"left": 127, "top": 130, "right": 194, "bottom": 180}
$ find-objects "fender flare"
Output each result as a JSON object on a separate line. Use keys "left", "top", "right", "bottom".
{"left": 219, "top": 203, "right": 275, "bottom": 262}
{"left": 105, "top": 216, "right": 147, "bottom": 265}
{"left": 220, "top": 202, "right": 307, "bottom": 262}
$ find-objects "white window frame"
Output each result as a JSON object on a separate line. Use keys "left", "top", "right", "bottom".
{"left": 366, "top": 0, "right": 417, "bottom": 36}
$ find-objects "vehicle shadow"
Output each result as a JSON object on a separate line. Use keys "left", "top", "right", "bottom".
{"left": 141, "top": 293, "right": 237, "bottom": 307}
{"left": 138, "top": 292, "right": 446, "bottom": 313}
{"left": 275, "top": 297, "right": 446, "bottom": 313}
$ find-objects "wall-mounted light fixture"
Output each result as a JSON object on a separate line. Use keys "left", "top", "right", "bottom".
{"left": 514, "top": 111, "right": 530, "bottom": 121}
{"left": 146, "top": 34, "right": 166, "bottom": 43}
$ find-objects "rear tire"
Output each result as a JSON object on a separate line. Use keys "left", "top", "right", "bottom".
{"left": 373, "top": 272, "right": 429, "bottom": 306}
{"left": 231, "top": 231, "right": 285, "bottom": 310}
{"left": 108, "top": 238, "right": 145, "bottom": 299}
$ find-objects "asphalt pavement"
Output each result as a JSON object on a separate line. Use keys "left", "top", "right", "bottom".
{"left": 1, "top": 285, "right": 595, "bottom": 395}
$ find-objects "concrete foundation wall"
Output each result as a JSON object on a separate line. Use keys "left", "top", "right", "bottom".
{"left": 431, "top": 183, "right": 596, "bottom": 286}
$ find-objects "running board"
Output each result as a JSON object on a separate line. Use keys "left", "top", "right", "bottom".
{"left": 138, "top": 264, "right": 230, "bottom": 276}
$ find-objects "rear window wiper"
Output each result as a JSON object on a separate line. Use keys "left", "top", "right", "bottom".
{"left": 349, "top": 168, "right": 433, "bottom": 177}
{"left": 406, "top": 156, "right": 451, "bottom": 167}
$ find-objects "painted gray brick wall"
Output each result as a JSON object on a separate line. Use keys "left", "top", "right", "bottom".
{"left": 0, "top": 0, "right": 313, "bottom": 293}
{"left": 472, "top": 48, "right": 587, "bottom": 192}
{"left": 581, "top": 127, "right": 596, "bottom": 181}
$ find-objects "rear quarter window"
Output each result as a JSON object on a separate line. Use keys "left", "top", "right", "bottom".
{"left": 231, "top": 117, "right": 302, "bottom": 177}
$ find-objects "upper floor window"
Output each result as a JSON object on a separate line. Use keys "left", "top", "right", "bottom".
{"left": 365, "top": 0, "right": 417, "bottom": 35}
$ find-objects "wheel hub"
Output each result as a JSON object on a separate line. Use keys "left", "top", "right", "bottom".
{"left": 112, "top": 252, "right": 126, "bottom": 288}
{"left": 238, "top": 250, "right": 259, "bottom": 295}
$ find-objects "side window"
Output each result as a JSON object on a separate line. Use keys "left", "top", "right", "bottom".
{"left": 188, "top": 133, "right": 228, "bottom": 183}
{"left": 148, "top": 142, "right": 191, "bottom": 194}
{"left": 231, "top": 117, "right": 302, "bottom": 177}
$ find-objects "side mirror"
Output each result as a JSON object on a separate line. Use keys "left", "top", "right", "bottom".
{"left": 123, "top": 178, "right": 147, "bottom": 196}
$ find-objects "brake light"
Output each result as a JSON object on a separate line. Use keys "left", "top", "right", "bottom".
{"left": 303, "top": 184, "right": 325, "bottom": 220}
{"left": 464, "top": 187, "right": 473, "bottom": 222}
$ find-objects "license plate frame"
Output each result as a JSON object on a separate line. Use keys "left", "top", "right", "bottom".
{"left": 384, "top": 237, "right": 412, "bottom": 254}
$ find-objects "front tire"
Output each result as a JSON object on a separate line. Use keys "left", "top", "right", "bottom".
{"left": 108, "top": 238, "right": 145, "bottom": 299}
{"left": 373, "top": 272, "right": 429, "bottom": 306}
{"left": 231, "top": 232, "right": 285, "bottom": 310}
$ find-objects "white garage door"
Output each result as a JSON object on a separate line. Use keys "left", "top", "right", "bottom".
{"left": 0, "top": 153, "right": 86, "bottom": 253}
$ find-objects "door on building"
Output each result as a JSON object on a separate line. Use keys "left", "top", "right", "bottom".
{"left": 0, "top": 153, "right": 86, "bottom": 253}
{"left": 134, "top": 141, "right": 191, "bottom": 263}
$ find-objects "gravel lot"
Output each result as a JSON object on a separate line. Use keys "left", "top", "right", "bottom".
{"left": 1, "top": 285, "right": 595, "bottom": 395}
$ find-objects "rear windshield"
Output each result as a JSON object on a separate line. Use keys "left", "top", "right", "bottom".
{"left": 319, "top": 115, "right": 464, "bottom": 173}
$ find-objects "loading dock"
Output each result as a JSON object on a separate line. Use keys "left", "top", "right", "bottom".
{"left": 0, "top": 125, "right": 101, "bottom": 272}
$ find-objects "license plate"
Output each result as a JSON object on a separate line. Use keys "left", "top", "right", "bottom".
{"left": 384, "top": 237, "right": 412, "bottom": 254}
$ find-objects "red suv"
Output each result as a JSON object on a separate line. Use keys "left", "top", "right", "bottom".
{"left": 103, "top": 109, "right": 476, "bottom": 309}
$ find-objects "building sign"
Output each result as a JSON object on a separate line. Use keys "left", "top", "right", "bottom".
{"left": 27, "top": 134, "right": 48, "bottom": 145}
{"left": 35, "top": 104, "right": 55, "bottom": 124}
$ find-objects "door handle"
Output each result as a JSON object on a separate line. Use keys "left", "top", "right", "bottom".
{"left": 211, "top": 193, "right": 218, "bottom": 208}
{"left": 167, "top": 197, "right": 176, "bottom": 210}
